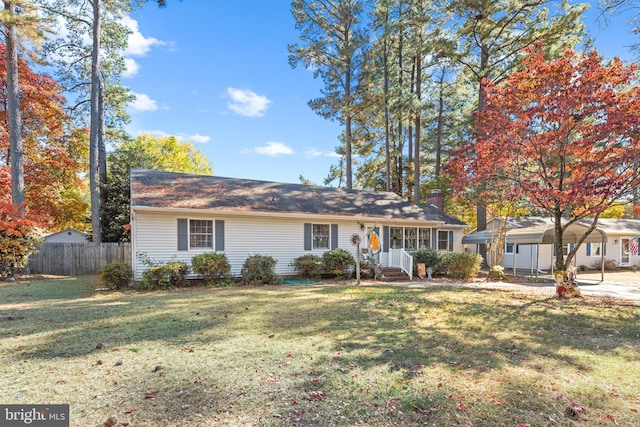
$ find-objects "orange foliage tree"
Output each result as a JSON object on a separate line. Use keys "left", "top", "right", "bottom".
{"left": 0, "top": 200, "right": 45, "bottom": 278}
{"left": 447, "top": 46, "right": 640, "bottom": 270}
{"left": 0, "top": 43, "right": 88, "bottom": 231}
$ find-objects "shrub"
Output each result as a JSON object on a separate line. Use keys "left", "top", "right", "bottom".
{"left": 440, "top": 252, "right": 483, "bottom": 280}
{"left": 291, "top": 254, "right": 324, "bottom": 279}
{"left": 191, "top": 252, "right": 231, "bottom": 285}
{"left": 488, "top": 265, "right": 505, "bottom": 280}
{"left": 412, "top": 248, "right": 442, "bottom": 276}
{"left": 594, "top": 258, "right": 617, "bottom": 271}
{"left": 140, "top": 261, "right": 189, "bottom": 289}
{"left": 0, "top": 203, "right": 43, "bottom": 279}
{"left": 241, "top": 254, "right": 281, "bottom": 286}
{"left": 358, "top": 260, "right": 375, "bottom": 279}
{"left": 99, "top": 262, "right": 133, "bottom": 290}
{"left": 322, "top": 248, "right": 355, "bottom": 279}
{"left": 412, "top": 248, "right": 441, "bottom": 269}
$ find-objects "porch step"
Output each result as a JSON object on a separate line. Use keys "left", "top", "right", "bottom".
{"left": 379, "top": 267, "right": 411, "bottom": 282}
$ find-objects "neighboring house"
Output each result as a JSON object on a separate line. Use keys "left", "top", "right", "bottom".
{"left": 42, "top": 229, "right": 89, "bottom": 243}
{"left": 130, "top": 169, "right": 467, "bottom": 279}
{"left": 463, "top": 217, "right": 640, "bottom": 273}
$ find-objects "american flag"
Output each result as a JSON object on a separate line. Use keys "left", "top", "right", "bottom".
{"left": 631, "top": 237, "right": 639, "bottom": 256}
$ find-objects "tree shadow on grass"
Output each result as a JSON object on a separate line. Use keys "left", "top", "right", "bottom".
{"left": 2, "top": 280, "right": 639, "bottom": 426}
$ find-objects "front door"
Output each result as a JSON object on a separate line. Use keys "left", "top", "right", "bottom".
{"left": 621, "top": 238, "right": 630, "bottom": 266}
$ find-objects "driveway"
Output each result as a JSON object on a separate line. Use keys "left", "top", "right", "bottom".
{"left": 474, "top": 280, "right": 640, "bottom": 301}
{"left": 391, "top": 271, "right": 640, "bottom": 301}
{"left": 485, "top": 269, "right": 640, "bottom": 301}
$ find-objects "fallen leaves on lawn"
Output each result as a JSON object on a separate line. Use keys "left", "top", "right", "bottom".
{"left": 309, "top": 391, "right": 324, "bottom": 401}
{"left": 490, "top": 395, "right": 504, "bottom": 405}
{"left": 566, "top": 402, "right": 586, "bottom": 417}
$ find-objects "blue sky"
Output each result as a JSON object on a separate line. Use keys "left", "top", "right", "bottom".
{"left": 123, "top": 1, "right": 637, "bottom": 186}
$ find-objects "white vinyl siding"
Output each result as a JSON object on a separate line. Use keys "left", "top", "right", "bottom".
{"left": 133, "top": 211, "right": 367, "bottom": 278}
{"left": 132, "top": 210, "right": 461, "bottom": 280}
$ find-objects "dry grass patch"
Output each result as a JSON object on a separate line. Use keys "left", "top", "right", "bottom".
{"left": 1, "top": 277, "right": 639, "bottom": 426}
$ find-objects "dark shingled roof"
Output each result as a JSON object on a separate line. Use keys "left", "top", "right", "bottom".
{"left": 131, "top": 169, "right": 466, "bottom": 225}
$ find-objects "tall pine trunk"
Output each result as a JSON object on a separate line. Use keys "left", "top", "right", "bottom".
{"left": 413, "top": 54, "right": 421, "bottom": 204}
{"left": 89, "top": 0, "right": 102, "bottom": 243}
{"left": 5, "top": 2, "right": 24, "bottom": 208}
{"left": 435, "top": 68, "right": 445, "bottom": 177}
{"left": 476, "top": 46, "right": 489, "bottom": 262}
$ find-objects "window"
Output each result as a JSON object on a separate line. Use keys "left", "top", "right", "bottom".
{"left": 418, "top": 228, "right": 431, "bottom": 249}
{"left": 404, "top": 228, "right": 417, "bottom": 251}
{"left": 505, "top": 243, "right": 514, "bottom": 254}
{"left": 588, "top": 242, "right": 602, "bottom": 257}
{"left": 190, "top": 220, "right": 213, "bottom": 248}
{"left": 390, "top": 227, "right": 403, "bottom": 249}
{"left": 438, "top": 230, "right": 450, "bottom": 251}
{"left": 313, "top": 224, "right": 330, "bottom": 249}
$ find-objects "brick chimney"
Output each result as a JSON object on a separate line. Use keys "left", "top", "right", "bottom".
{"left": 427, "top": 189, "right": 444, "bottom": 211}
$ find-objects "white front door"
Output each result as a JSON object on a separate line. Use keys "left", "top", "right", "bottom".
{"left": 621, "top": 238, "right": 630, "bottom": 266}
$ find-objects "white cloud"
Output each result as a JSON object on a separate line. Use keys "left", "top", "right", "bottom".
{"left": 306, "top": 148, "right": 340, "bottom": 158}
{"left": 254, "top": 142, "right": 294, "bottom": 156}
{"left": 226, "top": 87, "right": 272, "bottom": 117}
{"left": 136, "top": 130, "right": 211, "bottom": 144}
{"left": 122, "top": 16, "right": 163, "bottom": 57}
{"left": 130, "top": 93, "right": 158, "bottom": 112}
{"left": 122, "top": 58, "right": 140, "bottom": 78}
{"left": 187, "top": 134, "right": 211, "bottom": 144}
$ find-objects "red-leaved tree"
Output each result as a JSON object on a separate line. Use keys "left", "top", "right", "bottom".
{"left": 0, "top": 43, "right": 88, "bottom": 230}
{"left": 447, "top": 46, "right": 640, "bottom": 270}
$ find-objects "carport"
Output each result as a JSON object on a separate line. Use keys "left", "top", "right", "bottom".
{"left": 463, "top": 220, "right": 607, "bottom": 280}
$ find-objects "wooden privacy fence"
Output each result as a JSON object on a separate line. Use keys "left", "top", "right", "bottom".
{"left": 27, "top": 243, "right": 131, "bottom": 276}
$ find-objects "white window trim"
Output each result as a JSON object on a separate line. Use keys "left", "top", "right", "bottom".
{"left": 312, "top": 223, "right": 330, "bottom": 250}
{"left": 189, "top": 219, "right": 214, "bottom": 250}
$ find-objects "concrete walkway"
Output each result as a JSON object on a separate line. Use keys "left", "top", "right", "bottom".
{"left": 487, "top": 269, "right": 640, "bottom": 301}
{"left": 391, "top": 277, "right": 640, "bottom": 301}
{"left": 479, "top": 279, "right": 640, "bottom": 301}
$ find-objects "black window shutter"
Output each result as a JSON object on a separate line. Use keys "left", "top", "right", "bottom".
{"left": 177, "top": 219, "right": 188, "bottom": 251}
{"left": 383, "top": 226, "right": 390, "bottom": 253}
{"left": 331, "top": 224, "right": 338, "bottom": 249}
{"left": 586, "top": 243, "right": 591, "bottom": 256}
{"left": 215, "top": 220, "right": 225, "bottom": 251}
{"left": 304, "top": 223, "right": 312, "bottom": 250}
{"left": 432, "top": 228, "right": 437, "bottom": 249}
{"left": 448, "top": 230, "right": 453, "bottom": 251}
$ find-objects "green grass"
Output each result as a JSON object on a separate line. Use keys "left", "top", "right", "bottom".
{"left": 1, "top": 277, "right": 639, "bottom": 426}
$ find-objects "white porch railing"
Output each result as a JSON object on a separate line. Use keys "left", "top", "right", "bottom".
{"left": 389, "top": 248, "right": 414, "bottom": 280}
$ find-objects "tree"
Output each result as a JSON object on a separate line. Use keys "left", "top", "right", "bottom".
{"left": 0, "top": 42, "right": 89, "bottom": 231}
{"left": 0, "top": 1, "right": 46, "bottom": 208}
{"left": 449, "top": 0, "right": 587, "bottom": 260}
{"left": 40, "top": 0, "right": 175, "bottom": 242}
{"left": 289, "top": 0, "right": 370, "bottom": 190}
{"left": 447, "top": 46, "right": 640, "bottom": 270}
{"left": 102, "top": 133, "right": 213, "bottom": 242}
{"left": 600, "top": 0, "right": 640, "bottom": 53}
{"left": 0, "top": 201, "right": 46, "bottom": 278}
{"left": 600, "top": 0, "right": 640, "bottom": 217}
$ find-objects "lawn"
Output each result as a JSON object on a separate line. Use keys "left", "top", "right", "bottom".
{"left": 1, "top": 277, "right": 639, "bottom": 426}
